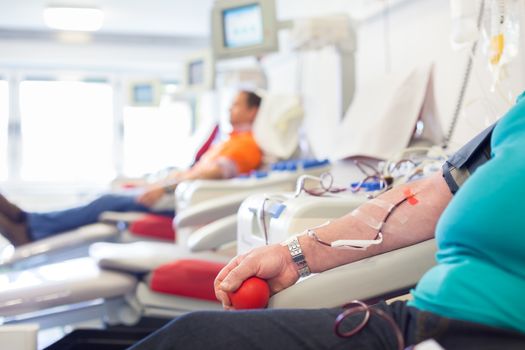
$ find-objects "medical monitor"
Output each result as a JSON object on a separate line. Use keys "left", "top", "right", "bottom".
{"left": 182, "top": 50, "right": 215, "bottom": 92}
{"left": 211, "top": 0, "right": 278, "bottom": 60}
{"left": 188, "top": 60, "right": 205, "bottom": 86}
{"left": 128, "top": 80, "right": 161, "bottom": 106}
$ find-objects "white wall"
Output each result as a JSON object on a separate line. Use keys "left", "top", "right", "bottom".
{"left": 2, "top": 0, "right": 524, "bottom": 150}
{"left": 276, "top": 0, "right": 525, "bottom": 151}
{"left": 355, "top": 0, "right": 525, "bottom": 150}
{"left": 0, "top": 39, "right": 186, "bottom": 76}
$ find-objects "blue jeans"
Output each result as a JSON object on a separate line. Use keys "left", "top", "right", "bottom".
{"left": 27, "top": 193, "right": 174, "bottom": 240}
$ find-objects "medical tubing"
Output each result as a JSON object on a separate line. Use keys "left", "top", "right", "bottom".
{"left": 295, "top": 173, "right": 347, "bottom": 197}
{"left": 368, "top": 198, "right": 409, "bottom": 225}
{"left": 350, "top": 175, "right": 388, "bottom": 193}
{"left": 307, "top": 190, "right": 417, "bottom": 250}
{"left": 444, "top": 0, "right": 486, "bottom": 148}
{"left": 294, "top": 174, "right": 319, "bottom": 197}
{"left": 368, "top": 198, "right": 395, "bottom": 212}
{"left": 258, "top": 198, "right": 270, "bottom": 245}
{"left": 330, "top": 233, "right": 384, "bottom": 250}
{"left": 350, "top": 208, "right": 383, "bottom": 230}
{"left": 334, "top": 300, "right": 404, "bottom": 350}
{"left": 259, "top": 195, "right": 290, "bottom": 245}
{"left": 353, "top": 159, "right": 382, "bottom": 177}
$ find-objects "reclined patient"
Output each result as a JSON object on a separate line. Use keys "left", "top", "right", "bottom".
{"left": 128, "top": 92, "right": 525, "bottom": 349}
{"left": 0, "top": 90, "right": 263, "bottom": 246}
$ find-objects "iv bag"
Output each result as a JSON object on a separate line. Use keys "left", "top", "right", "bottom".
{"left": 481, "top": 0, "right": 520, "bottom": 68}
{"left": 480, "top": 0, "right": 520, "bottom": 90}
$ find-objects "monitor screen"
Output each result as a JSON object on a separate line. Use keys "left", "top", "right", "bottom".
{"left": 222, "top": 4, "right": 264, "bottom": 49}
{"left": 188, "top": 59, "right": 205, "bottom": 86}
{"left": 133, "top": 84, "right": 155, "bottom": 104}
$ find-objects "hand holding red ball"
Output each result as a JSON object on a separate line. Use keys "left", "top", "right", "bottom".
{"left": 227, "top": 277, "right": 270, "bottom": 309}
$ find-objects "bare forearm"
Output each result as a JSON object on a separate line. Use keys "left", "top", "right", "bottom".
{"left": 300, "top": 171, "right": 452, "bottom": 273}
{"left": 152, "top": 162, "right": 226, "bottom": 194}
{"left": 150, "top": 169, "right": 181, "bottom": 188}
{"left": 179, "top": 162, "right": 225, "bottom": 181}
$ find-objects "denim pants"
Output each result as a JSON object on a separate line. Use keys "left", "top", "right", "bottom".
{"left": 127, "top": 301, "right": 525, "bottom": 350}
{"left": 27, "top": 193, "right": 174, "bottom": 240}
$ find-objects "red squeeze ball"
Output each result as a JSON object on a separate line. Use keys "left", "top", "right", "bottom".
{"left": 228, "top": 277, "right": 270, "bottom": 310}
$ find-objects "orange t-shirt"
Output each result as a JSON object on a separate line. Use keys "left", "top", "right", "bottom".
{"left": 200, "top": 131, "right": 262, "bottom": 175}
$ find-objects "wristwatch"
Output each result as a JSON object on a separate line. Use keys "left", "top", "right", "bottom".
{"left": 283, "top": 236, "right": 311, "bottom": 278}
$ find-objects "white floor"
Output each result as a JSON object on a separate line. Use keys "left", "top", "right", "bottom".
{"left": 38, "top": 319, "right": 105, "bottom": 349}
{"left": 0, "top": 184, "right": 111, "bottom": 350}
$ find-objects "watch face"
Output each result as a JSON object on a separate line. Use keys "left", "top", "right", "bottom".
{"left": 292, "top": 255, "right": 303, "bottom": 264}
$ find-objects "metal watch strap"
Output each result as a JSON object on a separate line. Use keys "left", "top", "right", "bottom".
{"left": 287, "top": 236, "right": 311, "bottom": 278}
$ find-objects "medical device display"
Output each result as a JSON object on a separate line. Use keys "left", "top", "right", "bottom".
{"left": 188, "top": 60, "right": 204, "bottom": 86}
{"left": 128, "top": 80, "right": 161, "bottom": 106}
{"left": 182, "top": 50, "right": 215, "bottom": 92}
{"left": 223, "top": 4, "right": 263, "bottom": 49}
{"left": 211, "top": 0, "right": 278, "bottom": 59}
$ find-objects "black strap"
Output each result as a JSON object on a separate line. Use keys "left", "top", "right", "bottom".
{"left": 442, "top": 124, "right": 495, "bottom": 194}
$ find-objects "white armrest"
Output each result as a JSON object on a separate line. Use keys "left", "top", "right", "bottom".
{"left": 238, "top": 192, "right": 367, "bottom": 254}
{"left": 0, "top": 223, "right": 119, "bottom": 267}
{"left": 151, "top": 193, "right": 176, "bottom": 212}
{"left": 176, "top": 192, "right": 249, "bottom": 228}
{"left": 268, "top": 239, "right": 437, "bottom": 309}
{"left": 136, "top": 282, "right": 222, "bottom": 317}
{"left": 99, "top": 211, "right": 147, "bottom": 224}
{"left": 175, "top": 171, "right": 320, "bottom": 211}
{"left": 89, "top": 241, "right": 230, "bottom": 274}
{"left": 0, "top": 257, "right": 136, "bottom": 317}
{"left": 0, "top": 325, "right": 38, "bottom": 350}
{"left": 188, "top": 215, "right": 237, "bottom": 252}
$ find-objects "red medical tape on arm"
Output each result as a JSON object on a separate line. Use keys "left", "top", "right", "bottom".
{"left": 403, "top": 188, "right": 419, "bottom": 206}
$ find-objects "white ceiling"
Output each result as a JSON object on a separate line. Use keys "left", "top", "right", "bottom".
{"left": 0, "top": 0, "right": 404, "bottom": 39}
{"left": 0, "top": 0, "right": 216, "bottom": 37}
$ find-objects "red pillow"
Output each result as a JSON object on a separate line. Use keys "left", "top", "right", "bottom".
{"left": 150, "top": 259, "right": 226, "bottom": 301}
{"left": 129, "top": 214, "right": 175, "bottom": 241}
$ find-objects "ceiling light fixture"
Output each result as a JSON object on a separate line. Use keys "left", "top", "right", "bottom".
{"left": 43, "top": 6, "right": 105, "bottom": 32}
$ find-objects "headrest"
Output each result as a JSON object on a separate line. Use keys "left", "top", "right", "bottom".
{"left": 332, "top": 63, "right": 440, "bottom": 160}
{"left": 253, "top": 91, "right": 304, "bottom": 160}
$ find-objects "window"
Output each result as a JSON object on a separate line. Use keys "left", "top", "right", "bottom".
{"left": 19, "top": 80, "right": 114, "bottom": 183}
{"left": 122, "top": 100, "right": 193, "bottom": 177}
{"left": 0, "top": 80, "right": 7, "bottom": 181}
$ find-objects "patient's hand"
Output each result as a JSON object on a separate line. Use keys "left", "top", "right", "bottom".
{"left": 214, "top": 244, "right": 299, "bottom": 310}
{"left": 136, "top": 185, "right": 165, "bottom": 207}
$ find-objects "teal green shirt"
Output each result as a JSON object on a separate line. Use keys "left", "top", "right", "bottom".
{"left": 409, "top": 91, "right": 525, "bottom": 334}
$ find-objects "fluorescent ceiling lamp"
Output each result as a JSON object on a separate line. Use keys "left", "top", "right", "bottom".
{"left": 43, "top": 7, "right": 104, "bottom": 31}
